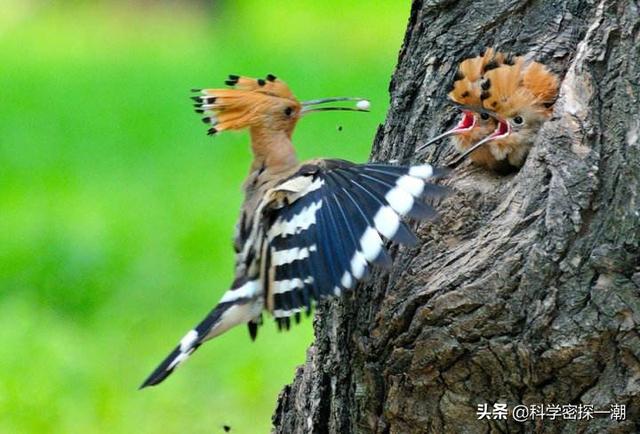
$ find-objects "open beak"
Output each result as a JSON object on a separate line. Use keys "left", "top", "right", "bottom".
{"left": 300, "top": 97, "right": 370, "bottom": 114}
{"left": 447, "top": 119, "right": 511, "bottom": 168}
{"left": 416, "top": 110, "right": 478, "bottom": 152}
{"left": 471, "top": 118, "right": 511, "bottom": 148}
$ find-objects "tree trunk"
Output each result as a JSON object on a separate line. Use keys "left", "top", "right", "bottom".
{"left": 272, "top": 1, "right": 640, "bottom": 433}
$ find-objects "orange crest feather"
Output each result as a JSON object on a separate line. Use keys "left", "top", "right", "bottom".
{"left": 193, "top": 75, "right": 299, "bottom": 134}
{"left": 448, "top": 48, "right": 511, "bottom": 106}
{"left": 479, "top": 58, "right": 527, "bottom": 114}
{"left": 228, "top": 74, "right": 296, "bottom": 100}
{"left": 521, "top": 62, "right": 559, "bottom": 109}
{"left": 481, "top": 58, "right": 559, "bottom": 117}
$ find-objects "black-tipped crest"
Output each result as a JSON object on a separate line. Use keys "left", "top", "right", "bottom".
{"left": 483, "top": 59, "right": 499, "bottom": 72}
{"left": 190, "top": 75, "right": 368, "bottom": 136}
{"left": 225, "top": 74, "right": 240, "bottom": 86}
{"left": 504, "top": 53, "right": 516, "bottom": 66}
{"left": 228, "top": 74, "right": 240, "bottom": 81}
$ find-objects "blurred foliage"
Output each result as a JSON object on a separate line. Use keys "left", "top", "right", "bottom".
{"left": 0, "top": 1, "right": 408, "bottom": 432}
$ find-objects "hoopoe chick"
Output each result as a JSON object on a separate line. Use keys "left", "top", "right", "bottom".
{"left": 476, "top": 58, "right": 559, "bottom": 167}
{"left": 141, "top": 74, "right": 448, "bottom": 388}
{"left": 417, "top": 48, "right": 519, "bottom": 171}
{"left": 448, "top": 49, "right": 516, "bottom": 170}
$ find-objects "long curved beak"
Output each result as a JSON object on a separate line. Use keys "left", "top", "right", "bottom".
{"left": 300, "top": 97, "right": 370, "bottom": 114}
{"left": 448, "top": 119, "right": 511, "bottom": 168}
{"left": 416, "top": 110, "right": 477, "bottom": 152}
{"left": 416, "top": 100, "right": 507, "bottom": 153}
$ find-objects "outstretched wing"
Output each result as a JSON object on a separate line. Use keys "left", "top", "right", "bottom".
{"left": 140, "top": 159, "right": 447, "bottom": 387}
{"left": 259, "top": 159, "right": 447, "bottom": 328}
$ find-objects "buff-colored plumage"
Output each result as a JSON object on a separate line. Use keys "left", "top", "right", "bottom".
{"left": 448, "top": 48, "right": 505, "bottom": 104}
{"left": 480, "top": 58, "right": 526, "bottom": 113}
{"left": 480, "top": 59, "right": 559, "bottom": 167}
{"left": 521, "top": 62, "right": 559, "bottom": 113}
{"left": 194, "top": 75, "right": 302, "bottom": 172}
{"left": 447, "top": 48, "right": 517, "bottom": 170}
{"left": 140, "top": 74, "right": 444, "bottom": 389}
{"left": 226, "top": 74, "right": 296, "bottom": 99}
{"left": 421, "top": 50, "right": 559, "bottom": 172}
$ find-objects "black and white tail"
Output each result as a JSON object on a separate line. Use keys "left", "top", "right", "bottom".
{"left": 140, "top": 280, "right": 261, "bottom": 388}
{"left": 141, "top": 161, "right": 448, "bottom": 388}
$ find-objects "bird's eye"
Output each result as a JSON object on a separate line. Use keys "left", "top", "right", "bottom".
{"left": 513, "top": 115, "right": 524, "bottom": 125}
{"left": 284, "top": 107, "right": 294, "bottom": 116}
{"left": 480, "top": 113, "right": 490, "bottom": 120}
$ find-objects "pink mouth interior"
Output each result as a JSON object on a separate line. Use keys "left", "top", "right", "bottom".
{"left": 491, "top": 120, "right": 510, "bottom": 138}
{"left": 454, "top": 112, "right": 476, "bottom": 132}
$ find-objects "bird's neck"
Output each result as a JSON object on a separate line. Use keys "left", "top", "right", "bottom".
{"left": 249, "top": 126, "right": 298, "bottom": 174}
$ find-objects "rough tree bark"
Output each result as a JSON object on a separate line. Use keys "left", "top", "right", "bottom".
{"left": 273, "top": 1, "right": 640, "bottom": 433}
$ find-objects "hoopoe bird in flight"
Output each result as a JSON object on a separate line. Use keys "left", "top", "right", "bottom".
{"left": 140, "top": 74, "right": 447, "bottom": 388}
{"left": 418, "top": 49, "right": 559, "bottom": 172}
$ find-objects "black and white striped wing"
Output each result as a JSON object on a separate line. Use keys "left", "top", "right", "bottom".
{"left": 261, "top": 159, "right": 446, "bottom": 323}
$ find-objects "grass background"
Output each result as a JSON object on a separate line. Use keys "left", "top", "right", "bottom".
{"left": 0, "top": 1, "right": 409, "bottom": 432}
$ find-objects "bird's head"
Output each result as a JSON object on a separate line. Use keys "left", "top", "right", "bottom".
{"left": 447, "top": 49, "right": 503, "bottom": 140}
{"left": 192, "top": 74, "right": 369, "bottom": 139}
{"left": 417, "top": 48, "right": 508, "bottom": 152}
{"left": 479, "top": 59, "right": 559, "bottom": 148}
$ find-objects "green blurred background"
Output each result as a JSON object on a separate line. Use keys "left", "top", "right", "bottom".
{"left": 0, "top": 1, "right": 408, "bottom": 432}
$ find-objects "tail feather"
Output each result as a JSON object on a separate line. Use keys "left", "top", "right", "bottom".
{"left": 139, "top": 341, "right": 201, "bottom": 389}
{"left": 140, "top": 298, "right": 260, "bottom": 388}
